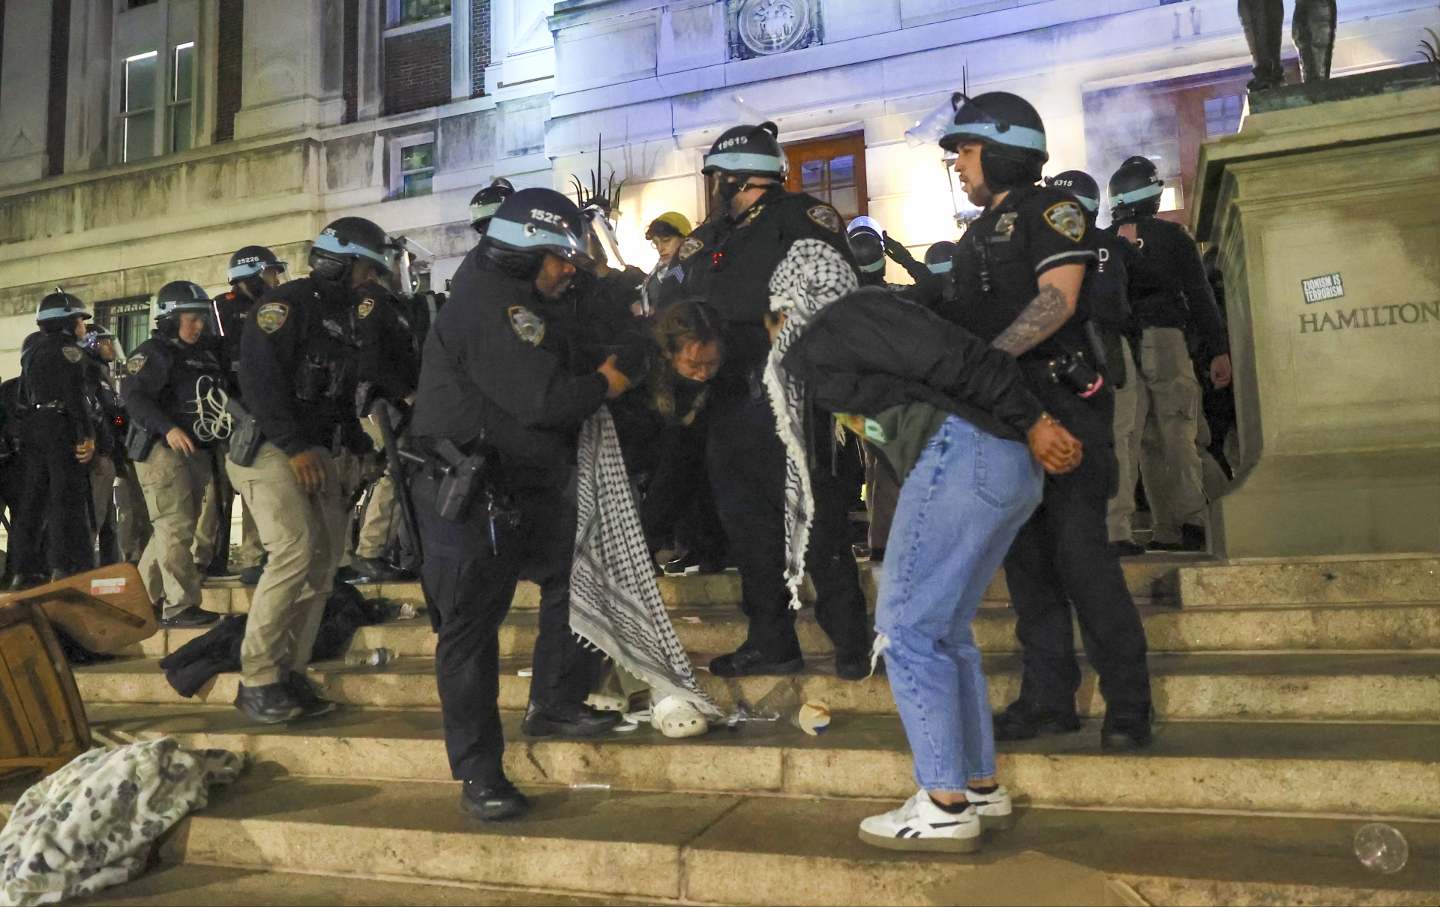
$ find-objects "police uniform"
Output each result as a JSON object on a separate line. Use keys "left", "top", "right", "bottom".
{"left": 82, "top": 344, "right": 125, "bottom": 564}
{"left": 407, "top": 246, "right": 613, "bottom": 790}
{"left": 680, "top": 185, "right": 870, "bottom": 669}
{"left": 1108, "top": 217, "right": 1229, "bottom": 548}
{"left": 10, "top": 329, "right": 95, "bottom": 582}
{"left": 944, "top": 183, "right": 1153, "bottom": 729}
{"left": 122, "top": 333, "right": 227, "bottom": 620}
{"left": 228, "top": 275, "right": 367, "bottom": 688}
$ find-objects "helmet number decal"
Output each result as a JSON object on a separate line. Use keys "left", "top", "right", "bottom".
{"left": 508, "top": 306, "right": 546, "bottom": 347}
{"left": 255, "top": 301, "right": 290, "bottom": 334}
{"left": 1043, "top": 202, "right": 1087, "bottom": 243}
{"left": 807, "top": 205, "right": 843, "bottom": 234}
{"left": 62, "top": 346, "right": 82, "bottom": 364}
{"left": 126, "top": 354, "right": 147, "bottom": 375}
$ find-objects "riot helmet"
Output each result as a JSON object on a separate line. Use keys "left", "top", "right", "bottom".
{"left": 480, "top": 188, "right": 591, "bottom": 280}
{"left": 228, "top": 245, "right": 288, "bottom": 300}
{"left": 36, "top": 291, "right": 92, "bottom": 329}
{"left": 702, "top": 122, "right": 787, "bottom": 179}
{"left": 1047, "top": 170, "right": 1102, "bottom": 217}
{"left": 469, "top": 178, "right": 515, "bottom": 235}
{"left": 846, "top": 216, "right": 887, "bottom": 276}
{"left": 309, "top": 216, "right": 394, "bottom": 284}
{"left": 81, "top": 323, "right": 117, "bottom": 360}
{"left": 938, "top": 92, "right": 1049, "bottom": 190}
{"left": 1108, "top": 156, "right": 1164, "bottom": 224}
{"left": 154, "top": 280, "right": 212, "bottom": 326}
{"left": 924, "top": 241, "right": 958, "bottom": 276}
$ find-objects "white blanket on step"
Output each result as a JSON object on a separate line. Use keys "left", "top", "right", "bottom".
{"left": 0, "top": 737, "right": 243, "bottom": 906}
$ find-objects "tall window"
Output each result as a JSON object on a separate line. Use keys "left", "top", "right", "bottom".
{"left": 389, "top": 0, "right": 451, "bottom": 27}
{"left": 95, "top": 298, "right": 153, "bottom": 358}
{"left": 390, "top": 134, "right": 436, "bottom": 199}
{"left": 782, "top": 132, "right": 868, "bottom": 222}
{"left": 169, "top": 42, "right": 195, "bottom": 154}
{"left": 114, "top": 0, "right": 201, "bottom": 164}
{"left": 122, "top": 51, "right": 159, "bottom": 163}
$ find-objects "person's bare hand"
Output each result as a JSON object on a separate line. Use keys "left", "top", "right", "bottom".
{"left": 1027, "top": 415, "right": 1083, "bottom": 475}
{"left": 597, "top": 355, "right": 632, "bottom": 399}
{"left": 288, "top": 448, "right": 327, "bottom": 494}
{"left": 165, "top": 427, "right": 198, "bottom": 457}
{"left": 75, "top": 438, "right": 96, "bottom": 465}
{"left": 1209, "top": 353, "right": 1233, "bottom": 389}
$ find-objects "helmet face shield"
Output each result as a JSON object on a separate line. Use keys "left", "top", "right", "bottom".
{"left": 906, "top": 92, "right": 965, "bottom": 148}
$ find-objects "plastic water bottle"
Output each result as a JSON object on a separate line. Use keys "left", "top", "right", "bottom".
{"left": 345, "top": 647, "right": 396, "bottom": 668}
{"left": 395, "top": 602, "right": 418, "bottom": 620}
{"left": 1354, "top": 823, "right": 1408, "bottom": 874}
{"left": 727, "top": 679, "right": 831, "bottom": 736}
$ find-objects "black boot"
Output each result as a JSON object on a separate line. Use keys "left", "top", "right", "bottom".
{"left": 459, "top": 778, "right": 530, "bottom": 821}
{"left": 1101, "top": 705, "right": 1154, "bottom": 751}
{"left": 710, "top": 646, "right": 804, "bottom": 678}
{"left": 521, "top": 701, "right": 621, "bottom": 738}
{"left": 992, "top": 699, "right": 1083, "bottom": 742}
{"left": 234, "top": 682, "right": 304, "bottom": 725}
{"left": 160, "top": 606, "right": 223, "bottom": 628}
{"left": 1293, "top": 0, "right": 1337, "bottom": 83}
{"left": 285, "top": 670, "right": 339, "bottom": 719}
{"left": 1238, "top": 0, "right": 1286, "bottom": 90}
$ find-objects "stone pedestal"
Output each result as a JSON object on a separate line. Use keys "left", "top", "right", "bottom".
{"left": 1193, "top": 69, "right": 1440, "bottom": 559}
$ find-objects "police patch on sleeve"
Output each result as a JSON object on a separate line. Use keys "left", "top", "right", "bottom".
{"left": 807, "top": 205, "right": 843, "bottom": 234}
{"left": 508, "top": 305, "right": 545, "bottom": 347}
{"left": 357, "top": 298, "right": 375, "bottom": 319}
{"left": 1043, "top": 202, "right": 1087, "bottom": 243}
{"left": 126, "top": 354, "right": 147, "bottom": 375}
{"left": 255, "top": 301, "right": 290, "bottom": 334}
{"left": 62, "top": 346, "right": 82, "bottom": 364}
{"left": 678, "top": 237, "right": 704, "bottom": 261}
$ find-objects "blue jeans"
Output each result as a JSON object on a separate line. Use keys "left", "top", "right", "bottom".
{"left": 875, "top": 415, "right": 1043, "bottom": 790}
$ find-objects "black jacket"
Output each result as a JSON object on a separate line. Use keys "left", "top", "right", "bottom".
{"left": 781, "top": 287, "right": 1045, "bottom": 444}
{"left": 121, "top": 333, "right": 227, "bottom": 448}
{"left": 1124, "top": 217, "right": 1229, "bottom": 359}
{"left": 353, "top": 281, "right": 421, "bottom": 404}
{"left": 18, "top": 330, "right": 93, "bottom": 442}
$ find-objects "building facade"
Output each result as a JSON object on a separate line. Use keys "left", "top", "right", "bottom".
{"left": 0, "top": 0, "right": 1431, "bottom": 371}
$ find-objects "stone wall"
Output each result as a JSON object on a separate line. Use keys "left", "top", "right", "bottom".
{"left": 383, "top": 25, "right": 452, "bottom": 115}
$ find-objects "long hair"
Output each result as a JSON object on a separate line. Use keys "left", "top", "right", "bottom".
{"left": 648, "top": 299, "right": 723, "bottom": 424}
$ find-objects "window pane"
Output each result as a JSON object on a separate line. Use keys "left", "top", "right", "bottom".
{"left": 829, "top": 154, "right": 855, "bottom": 187}
{"left": 1204, "top": 94, "right": 1243, "bottom": 137}
{"left": 173, "top": 43, "right": 194, "bottom": 103}
{"left": 170, "top": 103, "right": 193, "bottom": 153}
{"left": 829, "top": 187, "right": 859, "bottom": 219}
{"left": 401, "top": 172, "right": 433, "bottom": 197}
{"left": 800, "top": 159, "right": 825, "bottom": 192}
{"left": 118, "top": 312, "right": 148, "bottom": 355}
{"left": 124, "top": 112, "right": 156, "bottom": 162}
{"left": 400, "top": 142, "right": 434, "bottom": 172}
{"left": 397, "top": 0, "right": 451, "bottom": 25}
{"left": 124, "top": 52, "right": 157, "bottom": 113}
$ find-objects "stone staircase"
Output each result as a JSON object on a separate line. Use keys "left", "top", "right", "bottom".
{"left": 45, "top": 555, "right": 1440, "bottom": 905}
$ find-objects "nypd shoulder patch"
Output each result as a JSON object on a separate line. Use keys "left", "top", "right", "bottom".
{"left": 126, "top": 354, "right": 147, "bottom": 375}
{"left": 508, "top": 305, "right": 545, "bottom": 347}
{"left": 678, "top": 237, "right": 705, "bottom": 261}
{"left": 62, "top": 345, "right": 82, "bottom": 364}
{"left": 1043, "top": 201, "right": 1087, "bottom": 243}
{"left": 255, "top": 301, "right": 290, "bottom": 334}
{"left": 357, "top": 298, "right": 375, "bottom": 320}
{"left": 807, "top": 205, "right": 843, "bottom": 234}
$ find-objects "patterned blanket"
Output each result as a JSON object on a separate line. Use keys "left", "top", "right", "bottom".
{"left": 570, "top": 406, "right": 722, "bottom": 719}
{"left": 0, "top": 738, "right": 243, "bottom": 906}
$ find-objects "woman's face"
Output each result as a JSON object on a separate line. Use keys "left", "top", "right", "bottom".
{"left": 651, "top": 234, "right": 683, "bottom": 261}
{"left": 670, "top": 339, "right": 722, "bottom": 383}
{"left": 177, "top": 312, "right": 207, "bottom": 345}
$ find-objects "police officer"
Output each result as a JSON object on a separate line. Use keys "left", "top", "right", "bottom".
{"left": 408, "top": 188, "right": 633, "bottom": 821}
{"left": 228, "top": 218, "right": 381, "bottom": 724}
{"left": 8, "top": 293, "right": 97, "bottom": 589}
{"left": 679, "top": 121, "right": 870, "bottom": 678}
{"left": 847, "top": 216, "right": 937, "bottom": 295}
{"left": 1107, "top": 156, "right": 1232, "bottom": 553}
{"left": 80, "top": 324, "right": 126, "bottom": 565}
{"left": 121, "top": 282, "right": 228, "bottom": 628}
{"left": 468, "top": 178, "right": 515, "bottom": 238}
{"left": 937, "top": 91, "right": 1153, "bottom": 749}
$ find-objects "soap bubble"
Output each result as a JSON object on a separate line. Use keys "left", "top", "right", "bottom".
{"left": 1354, "top": 823, "right": 1408, "bottom": 874}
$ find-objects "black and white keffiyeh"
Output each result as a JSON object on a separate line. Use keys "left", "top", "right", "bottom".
{"left": 571, "top": 406, "right": 722, "bottom": 718}
{"left": 765, "top": 238, "right": 860, "bottom": 610}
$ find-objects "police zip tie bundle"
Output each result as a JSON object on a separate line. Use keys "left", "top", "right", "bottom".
{"left": 570, "top": 406, "right": 723, "bottom": 723}
{"left": 765, "top": 238, "right": 861, "bottom": 610}
{"left": 190, "top": 375, "right": 233, "bottom": 443}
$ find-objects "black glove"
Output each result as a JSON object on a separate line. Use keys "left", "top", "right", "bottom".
{"left": 884, "top": 233, "right": 933, "bottom": 286}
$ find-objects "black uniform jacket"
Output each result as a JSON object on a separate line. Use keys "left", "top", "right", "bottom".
{"left": 238, "top": 276, "right": 367, "bottom": 458}
{"left": 19, "top": 330, "right": 93, "bottom": 442}
{"left": 408, "top": 250, "right": 608, "bottom": 489}
{"left": 781, "top": 287, "right": 1045, "bottom": 445}
{"left": 211, "top": 289, "right": 251, "bottom": 389}
{"left": 121, "top": 333, "right": 227, "bottom": 447}
{"left": 679, "top": 187, "right": 853, "bottom": 378}
{"left": 83, "top": 354, "right": 127, "bottom": 460}
{"left": 1125, "top": 217, "right": 1229, "bottom": 359}
{"left": 353, "top": 281, "right": 421, "bottom": 403}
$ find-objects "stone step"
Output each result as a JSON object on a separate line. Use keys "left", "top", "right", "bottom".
{"left": 134, "top": 776, "right": 1440, "bottom": 906}
{"left": 129, "top": 601, "right": 1440, "bottom": 661}
{"left": 197, "top": 554, "right": 1198, "bottom": 615}
{"left": 87, "top": 704, "right": 1440, "bottom": 820}
{"left": 76, "top": 652, "right": 1440, "bottom": 723}
{"left": 71, "top": 864, "right": 632, "bottom": 907}
{"left": 1178, "top": 555, "right": 1440, "bottom": 608}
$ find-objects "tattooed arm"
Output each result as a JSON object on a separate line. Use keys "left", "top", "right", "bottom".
{"left": 990, "top": 263, "right": 1085, "bottom": 356}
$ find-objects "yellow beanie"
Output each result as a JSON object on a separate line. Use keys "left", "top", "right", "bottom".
{"left": 646, "top": 212, "right": 693, "bottom": 238}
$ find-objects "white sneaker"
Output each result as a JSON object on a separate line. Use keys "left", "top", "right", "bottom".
{"left": 965, "top": 785, "right": 1013, "bottom": 831}
{"left": 858, "top": 790, "right": 981, "bottom": 853}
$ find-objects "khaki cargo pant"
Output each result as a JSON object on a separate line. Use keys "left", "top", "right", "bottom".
{"left": 115, "top": 462, "right": 151, "bottom": 562}
{"left": 227, "top": 442, "right": 349, "bottom": 687}
{"left": 1108, "top": 328, "right": 1209, "bottom": 545}
{"left": 194, "top": 448, "right": 265, "bottom": 568}
{"left": 353, "top": 415, "right": 396, "bottom": 560}
{"left": 135, "top": 443, "right": 214, "bottom": 618}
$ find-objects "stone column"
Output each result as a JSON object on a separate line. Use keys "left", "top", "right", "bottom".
{"left": 63, "top": 0, "right": 114, "bottom": 175}
{"left": 0, "top": 0, "right": 55, "bottom": 187}
{"left": 232, "top": 0, "right": 345, "bottom": 139}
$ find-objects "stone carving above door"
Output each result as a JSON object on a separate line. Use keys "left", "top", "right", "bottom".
{"left": 728, "top": 0, "right": 822, "bottom": 60}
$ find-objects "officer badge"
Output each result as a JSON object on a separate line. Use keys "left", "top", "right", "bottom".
{"left": 508, "top": 305, "right": 545, "bottom": 347}
{"left": 678, "top": 237, "right": 705, "bottom": 261}
{"left": 357, "top": 298, "right": 375, "bottom": 320}
{"left": 1043, "top": 202, "right": 1087, "bottom": 242}
{"left": 255, "top": 301, "right": 289, "bottom": 334}
{"left": 62, "top": 346, "right": 82, "bottom": 364}
{"left": 995, "top": 213, "right": 1019, "bottom": 239}
{"left": 738, "top": 204, "right": 766, "bottom": 229}
{"left": 126, "top": 354, "right": 147, "bottom": 375}
{"left": 807, "top": 205, "right": 843, "bottom": 234}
